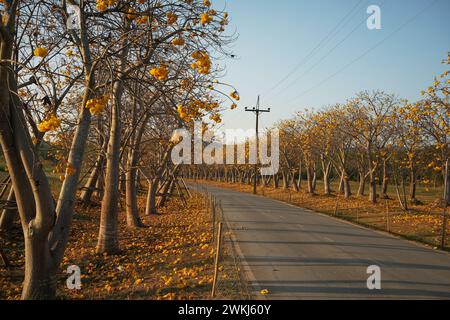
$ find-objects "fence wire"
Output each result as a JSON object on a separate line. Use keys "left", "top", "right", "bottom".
{"left": 193, "top": 184, "right": 252, "bottom": 300}
{"left": 260, "top": 186, "right": 450, "bottom": 250}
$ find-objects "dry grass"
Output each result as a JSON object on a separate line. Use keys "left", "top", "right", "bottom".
{"left": 192, "top": 179, "right": 450, "bottom": 251}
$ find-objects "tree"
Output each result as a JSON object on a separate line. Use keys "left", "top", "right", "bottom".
{"left": 342, "top": 91, "right": 398, "bottom": 203}
{"left": 415, "top": 53, "right": 450, "bottom": 203}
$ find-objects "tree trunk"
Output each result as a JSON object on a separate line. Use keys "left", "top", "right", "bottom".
{"left": 306, "top": 165, "right": 315, "bottom": 194}
{"left": 321, "top": 158, "right": 331, "bottom": 195}
{"left": 297, "top": 160, "right": 302, "bottom": 190}
{"left": 21, "top": 232, "right": 56, "bottom": 300}
{"left": 291, "top": 171, "right": 299, "bottom": 192}
{"left": 369, "top": 173, "right": 377, "bottom": 203}
{"left": 144, "top": 146, "right": 172, "bottom": 215}
{"left": 368, "top": 149, "right": 377, "bottom": 203}
{"left": 357, "top": 171, "right": 366, "bottom": 196}
{"left": 145, "top": 179, "right": 159, "bottom": 216}
{"left": 312, "top": 168, "right": 317, "bottom": 191}
{"left": 409, "top": 168, "right": 417, "bottom": 203}
{"left": 96, "top": 80, "right": 122, "bottom": 255}
{"left": 341, "top": 169, "right": 352, "bottom": 199}
{"left": 282, "top": 170, "right": 288, "bottom": 189}
{"left": 444, "top": 159, "right": 450, "bottom": 205}
{"left": 125, "top": 148, "right": 144, "bottom": 228}
{"left": 338, "top": 171, "right": 345, "bottom": 194}
{"left": 381, "top": 160, "right": 389, "bottom": 199}
{"left": 94, "top": 171, "right": 104, "bottom": 199}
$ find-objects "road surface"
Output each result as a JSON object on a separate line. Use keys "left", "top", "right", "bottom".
{"left": 192, "top": 183, "right": 450, "bottom": 300}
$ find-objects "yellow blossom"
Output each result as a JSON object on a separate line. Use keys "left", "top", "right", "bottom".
{"left": 38, "top": 115, "right": 61, "bottom": 132}
{"left": 34, "top": 47, "right": 48, "bottom": 58}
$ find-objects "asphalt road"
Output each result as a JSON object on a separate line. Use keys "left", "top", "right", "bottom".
{"left": 192, "top": 183, "right": 450, "bottom": 300}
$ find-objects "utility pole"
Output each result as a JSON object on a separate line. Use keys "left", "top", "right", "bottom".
{"left": 245, "top": 96, "right": 271, "bottom": 194}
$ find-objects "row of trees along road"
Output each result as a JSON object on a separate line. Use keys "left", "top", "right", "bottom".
{"left": 0, "top": 0, "right": 238, "bottom": 299}
{"left": 184, "top": 54, "right": 450, "bottom": 209}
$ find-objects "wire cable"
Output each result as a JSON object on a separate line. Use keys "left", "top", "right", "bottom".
{"left": 285, "top": 0, "right": 439, "bottom": 108}
{"left": 264, "top": 0, "right": 367, "bottom": 98}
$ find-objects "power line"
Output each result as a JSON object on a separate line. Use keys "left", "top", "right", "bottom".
{"left": 264, "top": 0, "right": 367, "bottom": 98}
{"left": 286, "top": 0, "right": 439, "bottom": 108}
{"left": 267, "top": 0, "right": 387, "bottom": 101}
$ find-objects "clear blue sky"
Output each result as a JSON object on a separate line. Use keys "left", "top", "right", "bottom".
{"left": 216, "top": 0, "right": 450, "bottom": 131}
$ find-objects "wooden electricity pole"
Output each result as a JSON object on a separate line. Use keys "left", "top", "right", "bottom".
{"left": 245, "top": 96, "right": 271, "bottom": 195}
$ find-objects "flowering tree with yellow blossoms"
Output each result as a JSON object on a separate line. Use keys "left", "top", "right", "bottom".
{"left": 0, "top": 0, "right": 236, "bottom": 299}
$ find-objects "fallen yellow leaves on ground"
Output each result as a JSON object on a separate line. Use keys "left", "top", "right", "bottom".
{"left": 0, "top": 194, "right": 218, "bottom": 300}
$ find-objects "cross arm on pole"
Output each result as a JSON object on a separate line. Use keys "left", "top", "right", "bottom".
{"left": 244, "top": 95, "right": 271, "bottom": 194}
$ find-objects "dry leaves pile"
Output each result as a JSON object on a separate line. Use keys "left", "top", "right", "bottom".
{"left": 0, "top": 194, "right": 218, "bottom": 300}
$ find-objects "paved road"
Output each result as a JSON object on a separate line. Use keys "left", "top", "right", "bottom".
{"left": 191, "top": 183, "right": 450, "bottom": 300}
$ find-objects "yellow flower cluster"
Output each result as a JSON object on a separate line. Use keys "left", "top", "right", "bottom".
{"left": 150, "top": 65, "right": 169, "bottom": 81}
{"left": 38, "top": 115, "right": 61, "bottom": 133}
{"left": 230, "top": 91, "right": 240, "bottom": 101}
{"left": 191, "top": 51, "right": 211, "bottom": 74}
{"left": 209, "top": 114, "right": 222, "bottom": 124}
{"left": 172, "top": 37, "right": 185, "bottom": 46}
{"left": 86, "top": 96, "right": 109, "bottom": 115}
{"left": 192, "top": 99, "right": 218, "bottom": 111}
{"left": 66, "top": 49, "right": 75, "bottom": 57}
{"left": 177, "top": 99, "right": 219, "bottom": 122}
{"left": 219, "top": 12, "right": 229, "bottom": 31}
{"left": 167, "top": 12, "right": 178, "bottom": 25}
{"left": 177, "top": 105, "right": 188, "bottom": 120}
{"left": 231, "top": 103, "right": 237, "bottom": 110}
{"left": 204, "top": 0, "right": 212, "bottom": 6}
{"left": 201, "top": 12, "right": 213, "bottom": 25}
{"left": 96, "top": 0, "right": 116, "bottom": 11}
{"left": 34, "top": 47, "right": 48, "bottom": 58}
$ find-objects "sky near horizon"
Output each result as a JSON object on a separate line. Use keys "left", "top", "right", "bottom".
{"left": 214, "top": 0, "right": 450, "bottom": 131}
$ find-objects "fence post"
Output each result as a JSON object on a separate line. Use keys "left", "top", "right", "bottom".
{"left": 211, "top": 222, "right": 223, "bottom": 298}
{"left": 385, "top": 200, "right": 390, "bottom": 233}
{"left": 356, "top": 204, "right": 359, "bottom": 223}
{"left": 442, "top": 206, "right": 448, "bottom": 250}
{"left": 212, "top": 196, "right": 216, "bottom": 245}
{"left": 334, "top": 197, "right": 339, "bottom": 216}
{"left": 441, "top": 159, "right": 449, "bottom": 250}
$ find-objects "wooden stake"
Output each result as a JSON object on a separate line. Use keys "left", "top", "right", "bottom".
{"left": 385, "top": 200, "right": 390, "bottom": 233}
{"left": 211, "top": 222, "right": 223, "bottom": 298}
{"left": 441, "top": 159, "right": 449, "bottom": 250}
{"left": 334, "top": 197, "right": 339, "bottom": 216}
{"left": 356, "top": 204, "right": 359, "bottom": 223}
{"left": 212, "top": 197, "right": 216, "bottom": 244}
